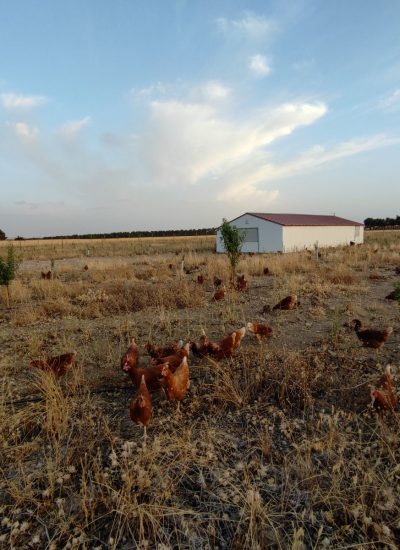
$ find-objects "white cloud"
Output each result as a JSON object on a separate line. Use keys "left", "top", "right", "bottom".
{"left": 200, "top": 81, "right": 231, "bottom": 101}
{"left": 130, "top": 82, "right": 168, "bottom": 99}
{"left": 249, "top": 54, "right": 271, "bottom": 77}
{"left": 140, "top": 99, "right": 327, "bottom": 208}
{"left": 0, "top": 92, "right": 47, "bottom": 109}
{"left": 378, "top": 89, "right": 400, "bottom": 112}
{"left": 216, "top": 12, "right": 276, "bottom": 40}
{"left": 58, "top": 116, "right": 91, "bottom": 137}
{"left": 218, "top": 134, "right": 400, "bottom": 198}
{"left": 13, "top": 122, "right": 38, "bottom": 139}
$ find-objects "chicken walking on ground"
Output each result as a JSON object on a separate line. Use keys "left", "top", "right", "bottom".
{"left": 247, "top": 322, "right": 273, "bottom": 342}
{"left": 235, "top": 274, "right": 248, "bottom": 291}
{"left": 191, "top": 327, "right": 246, "bottom": 359}
{"left": 121, "top": 338, "right": 167, "bottom": 391}
{"left": 213, "top": 285, "right": 226, "bottom": 301}
{"left": 197, "top": 274, "right": 204, "bottom": 284}
{"left": 370, "top": 365, "right": 398, "bottom": 411}
{"left": 30, "top": 351, "right": 77, "bottom": 377}
{"left": 151, "top": 343, "right": 190, "bottom": 371}
{"left": 159, "top": 356, "right": 190, "bottom": 413}
{"left": 129, "top": 375, "right": 152, "bottom": 442}
{"left": 272, "top": 295, "right": 298, "bottom": 311}
{"left": 351, "top": 319, "right": 393, "bottom": 349}
{"left": 121, "top": 338, "right": 139, "bottom": 371}
{"left": 145, "top": 340, "right": 183, "bottom": 360}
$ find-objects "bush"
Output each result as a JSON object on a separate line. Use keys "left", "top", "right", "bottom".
{"left": 219, "top": 218, "right": 245, "bottom": 281}
{"left": 0, "top": 245, "right": 21, "bottom": 307}
{"left": 0, "top": 229, "right": 6, "bottom": 241}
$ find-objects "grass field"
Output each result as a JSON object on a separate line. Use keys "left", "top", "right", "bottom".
{"left": 0, "top": 232, "right": 399, "bottom": 548}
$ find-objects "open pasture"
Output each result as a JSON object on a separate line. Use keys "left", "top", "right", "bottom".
{"left": 0, "top": 232, "right": 399, "bottom": 549}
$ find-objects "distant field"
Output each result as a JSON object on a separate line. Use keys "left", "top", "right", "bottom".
{"left": 0, "top": 230, "right": 399, "bottom": 548}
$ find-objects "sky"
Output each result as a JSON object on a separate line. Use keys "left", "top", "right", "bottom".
{"left": 0, "top": 0, "right": 399, "bottom": 237}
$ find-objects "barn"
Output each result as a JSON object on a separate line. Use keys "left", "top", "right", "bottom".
{"left": 216, "top": 213, "right": 364, "bottom": 253}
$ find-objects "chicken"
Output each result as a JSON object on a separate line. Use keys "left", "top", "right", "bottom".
{"left": 151, "top": 342, "right": 190, "bottom": 371}
{"left": 395, "top": 267, "right": 400, "bottom": 275}
{"left": 385, "top": 289, "right": 399, "bottom": 301}
{"left": 197, "top": 327, "right": 246, "bottom": 359}
{"left": 247, "top": 322, "right": 273, "bottom": 342}
{"left": 352, "top": 319, "right": 393, "bottom": 349}
{"left": 129, "top": 375, "right": 152, "bottom": 441}
{"left": 213, "top": 276, "right": 223, "bottom": 287}
{"left": 190, "top": 332, "right": 210, "bottom": 356}
{"left": 273, "top": 295, "right": 298, "bottom": 311}
{"left": 30, "top": 351, "right": 77, "bottom": 377}
{"left": 41, "top": 270, "right": 52, "bottom": 280}
{"left": 190, "top": 327, "right": 246, "bottom": 359}
{"left": 370, "top": 365, "right": 398, "bottom": 411}
{"left": 235, "top": 274, "right": 248, "bottom": 291}
{"left": 197, "top": 274, "right": 204, "bottom": 284}
{"left": 213, "top": 285, "right": 226, "bottom": 301}
{"left": 121, "top": 338, "right": 139, "bottom": 371}
{"left": 159, "top": 357, "right": 190, "bottom": 412}
{"left": 83, "top": 264, "right": 89, "bottom": 271}
{"left": 145, "top": 340, "right": 183, "bottom": 360}
{"left": 123, "top": 362, "right": 166, "bottom": 392}
{"left": 263, "top": 267, "right": 270, "bottom": 275}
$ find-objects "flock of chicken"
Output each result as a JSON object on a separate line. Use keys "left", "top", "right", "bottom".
{"left": 29, "top": 271, "right": 398, "bottom": 440}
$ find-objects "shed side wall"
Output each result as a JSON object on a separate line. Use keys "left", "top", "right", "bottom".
{"left": 282, "top": 225, "right": 364, "bottom": 251}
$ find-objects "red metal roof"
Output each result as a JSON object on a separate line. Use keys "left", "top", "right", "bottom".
{"left": 246, "top": 213, "right": 364, "bottom": 227}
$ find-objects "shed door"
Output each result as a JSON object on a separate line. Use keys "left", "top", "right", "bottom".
{"left": 238, "top": 227, "right": 259, "bottom": 252}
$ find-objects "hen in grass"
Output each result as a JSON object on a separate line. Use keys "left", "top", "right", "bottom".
{"left": 151, "top": 342, "right": 190, "bottom": 371}
{"left": 247, "top": 322, "right": 273, "bottom": 342}
{"left": 192, "top": 327, "right": 246, "bottom": 359}
{"left": 235, "top": 274, "right": 248, "bottom": 291}
{"left": 159, "top": 357, "right": 190, "bottom": 412}
{"left": 30, "top": 351, "right": 77, "bottom": 377}
{"left": 121, "top": 338, "right": 139, "bottom": 371}
{"left": 273, "top": 294, "right": 298, "bottom": 310}
{"left": 121, "top": 338, "right": 166, "bottom": 391}
{"left": 213, "top": 285, "right": 226, "bottom": 301}
{"left": 130, "top": 375, "right": 152, "bottom": 441}
{"left": 352, "top": 319, "right": 393, "bottom": 349}
{"left": 370, "top": 365, "right": 398, "bottom": 411}
{"left": 145, "top": 340, "right": 183, "bottom": 360}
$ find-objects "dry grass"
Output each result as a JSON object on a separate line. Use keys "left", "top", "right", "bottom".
{"left": 1, "top": 232, "right": 400, "bottom": 548}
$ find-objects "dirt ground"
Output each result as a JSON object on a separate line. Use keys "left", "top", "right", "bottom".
{"left": 1, "top": 237, "right": 399, "bottom": 549}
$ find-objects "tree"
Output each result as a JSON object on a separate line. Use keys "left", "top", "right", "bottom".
{"left": 0, "top": 229, "right": 6, "bottom": 241}
{"left": 219, "top": 218, "right": 245, "bottom": 282}
{"left": 0, "top": 245, "right": 21, "bottom": 308}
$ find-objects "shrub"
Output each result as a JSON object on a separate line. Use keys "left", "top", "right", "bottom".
{"left": 219, "top": 218, "right": 245, "bottom": 281}
{"left": 0, "top": 245, "right": 21, "bottom": 307}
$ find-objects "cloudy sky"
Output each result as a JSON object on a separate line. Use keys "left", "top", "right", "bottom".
{"left": 1, "top": 0, "right": 399, "bottom": 237}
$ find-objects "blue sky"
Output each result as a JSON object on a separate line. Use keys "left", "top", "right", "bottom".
{"left": 0, "top": 0, "right": 399, "bottom": 237}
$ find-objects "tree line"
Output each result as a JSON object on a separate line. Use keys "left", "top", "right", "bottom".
{"left": 364, "top": 216, "right": 400, "bottom": 230}
{"left": 41, "top": 228, "right": 216, "bottom": 240}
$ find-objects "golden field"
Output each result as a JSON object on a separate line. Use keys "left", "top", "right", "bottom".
{"left": 0, "top": 231, "right": 399, "bottom": 549}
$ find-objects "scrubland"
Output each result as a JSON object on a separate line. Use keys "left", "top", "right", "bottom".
{"left": 0, "top": 231, "right": 399, "bottom": 549}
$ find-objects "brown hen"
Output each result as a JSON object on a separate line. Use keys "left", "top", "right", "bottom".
{"left": 129, "top": 375, "right": 152, "bottom": 441}
{"left": 370, "top": 365, "right": 398, "bottom": 411}
{"left": 30, "top": 351, "right": 77, "bottom": 377}
{"left": 352, "top": 319, "right": 393, "bottom": 349}
{"left": 247, "top": 322, "right": 273, "bottom": 342}
{"left": 273, "top": 295, "right": 298, "bottom": 310}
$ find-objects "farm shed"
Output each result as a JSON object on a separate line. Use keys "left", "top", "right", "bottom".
{"left": 216, "top": 213, "right": 364, "bottom": 253}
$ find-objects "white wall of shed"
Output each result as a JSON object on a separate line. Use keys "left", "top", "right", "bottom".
{"left": 216, "top": 214, "right": 283, "bottom": 253}
{"left": 282, "top": 225, "right": 364, "bottom": 251}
